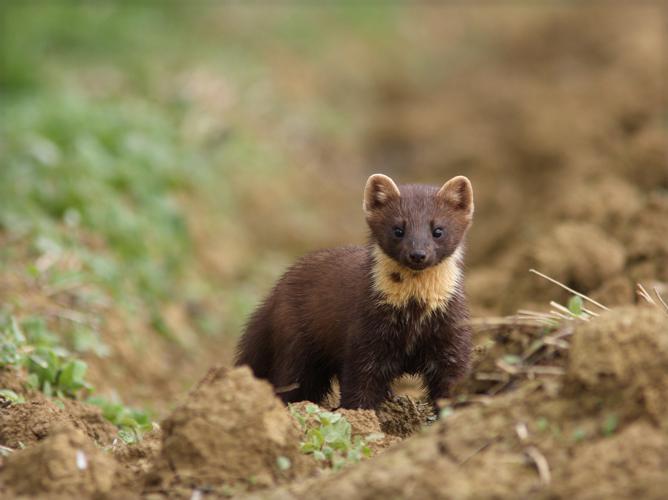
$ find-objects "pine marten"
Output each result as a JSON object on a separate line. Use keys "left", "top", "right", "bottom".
{"left": 235, "top": 174, "right": 473, "bottom": 409}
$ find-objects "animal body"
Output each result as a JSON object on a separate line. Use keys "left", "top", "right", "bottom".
{"left": 235, "top": 174, "right": 474, "bottom": 409}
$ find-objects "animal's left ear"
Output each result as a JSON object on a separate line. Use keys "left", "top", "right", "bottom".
{"left": 437, "top": 176, "right": 474, "bottom": 217}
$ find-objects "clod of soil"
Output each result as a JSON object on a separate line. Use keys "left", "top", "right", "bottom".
{"left": 566, "top": 306, "right": 668, "bottom": 428}
{"left": 145, "top": 366, "right": 314, "bottom": 497}
{"left": 376, "top": 396, "right": 435, "bottom": 438}
{"left": 0, "top": 425, "right": 116, "bottom": 498}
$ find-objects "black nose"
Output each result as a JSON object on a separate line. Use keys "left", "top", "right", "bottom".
{"left": 409, "top": 251, "right": 426, "bottom": 264}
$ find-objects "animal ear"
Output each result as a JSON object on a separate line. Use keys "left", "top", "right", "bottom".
{"left": 363, "top": 174, "right": 401, "bottom": 214}
{"left": 437, "top": 176, "right": 474, "bottom": 216}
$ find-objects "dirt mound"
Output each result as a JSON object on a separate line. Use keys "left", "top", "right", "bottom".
{"left": 0, "top": 399, "right": 68, "bottom": 448}
{"left": 550, "top": 421, "right": 668, "bottom": 500}
{"left": 62, "top": 398, "right": 119, "bottom": 445}
{"left": 145, "top": 366, "right": 314, "bottom": 497}
{"left": 567, "top": 306, "right": 668, "bottom": 427}
{"left": 112, "top": 430, "right": 163, "bottom": 494}
{"left": 0, "top": 425, "right": 116, "bottom": 498}
{"left": 0, "top": 395, "right": 117, "bottom": 449}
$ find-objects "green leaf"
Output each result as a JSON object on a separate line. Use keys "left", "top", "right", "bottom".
{"left": 60, "top": 359, "right": 88, "bottom": 391}
{"left": 118, "top": 427, "right": 140, "bottom": 444}
{"left": 305, "top": 404, "right": 318, "bottom": 414}
{"left": 568, "top": 295, "right": 583, "bottom": 316}
{"left": 536, "top": 417, "right": 549, "bottom": 432}
{"left": 26, "top": 373, "right": 39, "bottom": 389}
{"left": 602, "top": 414, "right": 619, "bottom": 436}
{"left": 276, "top": 456, "right": 291, "bottom": 471}
{"left": 9, "top": 317, "right": 26, "bottom": 344}
{"left": 572, "top": 428, "right": 587, "bottom": 442}
{"left": 439, "top": 407, "right": 454, "bottom": 419}
{"left": 28, "top": 354, "right": 49, "bottom": 369}
{"left": 300, "top": 443, "right": 316, "bottom": 453}
{"left": 0, "top": 389, "right": 25, "bottom": 404}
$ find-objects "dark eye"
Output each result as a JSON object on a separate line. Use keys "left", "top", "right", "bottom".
{"left": 393, "top": 227, "right": 405, "bottom": 238}
{"left": 432, "top": 227, "right": 444, "bottom": 238}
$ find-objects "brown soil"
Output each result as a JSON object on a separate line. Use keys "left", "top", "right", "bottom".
{"left": 254, "top": 307, "right": 668, "bottom": 500}
{"left": 143, "top": 366, "right": 316, "bottom": 498}
{"left": 0, "top": 425, "right": 116, "bottom": 499}
{"left": 0, "top": 395, "right": 117, "bottom": 448}
{"left": 0, "top": 307, "right": 667, "bottom": 499}
{"left": 550, "top": 421, "right": 668, "bottom": 500}
{"left": 1, "top": 5, "right": 666, "bottom": 499}
{"left": 112, "top": 430, "right": 162, "bottom": 496}
{"left": 566, "top": 306, "right": 668, "bottom": 428}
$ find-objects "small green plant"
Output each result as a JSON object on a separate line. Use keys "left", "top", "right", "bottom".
{"left": 87, "top": 396, "right": 153, "bottom": 444}
{"left": 567, "top": 295, "right": 584, "bottom": 316}
{"left": 601, "top": 414, "right": 619, "bottom": 436}
{"left": 276, "top": 455, "right": 292, "bottom": 472}
{"left": 0, "top": 315, "right": 152, "bottom": 441}
{"left": 536, "top": 417, "right": 549, "bottom": 432}
{"left": 572, "top": 428, "right": 587, "bottom": 442}
{"left": 439, "top": 406, "right": 455, "bottom": 419}
{"left": 0, "top": 315, "right": 93, "bottom": 398}
{"left": 290, "top": 403, "right": 375, "bottom": 470}
{"left": 0, "top": 389, "right": 25, "bottom": 405}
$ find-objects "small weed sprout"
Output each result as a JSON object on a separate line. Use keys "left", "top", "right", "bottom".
{"left": 601, "top": 414, "right": 619, "bottom": 436}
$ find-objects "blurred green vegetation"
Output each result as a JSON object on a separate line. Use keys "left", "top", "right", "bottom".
{"left": 0, "top": 2, "right": 402, "bottom": 351}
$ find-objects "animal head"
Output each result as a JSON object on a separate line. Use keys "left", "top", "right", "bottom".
{"left": 363, "top": 174, "right": 474, "bottom": 271}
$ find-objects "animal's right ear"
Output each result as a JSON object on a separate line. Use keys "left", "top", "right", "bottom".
{"left": 363, "top": 174, "right": 401, "bottom": 214}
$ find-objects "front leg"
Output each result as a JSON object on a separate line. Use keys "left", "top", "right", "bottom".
{"left": 424, "top": 297, "right": 472, "bottom": 409}
{"left": 339, "top": 362, "right": 392, "bottom": 410}
{"left": 339, "top": 329, "right": 402, "bottom": 410}
{"left": 424, "top": 363, "right": 460, "bottom": 407}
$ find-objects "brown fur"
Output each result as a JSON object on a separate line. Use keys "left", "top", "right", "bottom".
{"left": 235, "top": 174, "right": 474, "bottom": 409}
